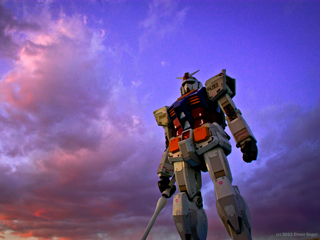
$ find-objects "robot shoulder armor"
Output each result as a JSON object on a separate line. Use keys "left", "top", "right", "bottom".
{"left": 205, "top": 70, "right": 236, "bottom": 101}
{"left": 153, "top": 106, "right": 170, "bottom": 126}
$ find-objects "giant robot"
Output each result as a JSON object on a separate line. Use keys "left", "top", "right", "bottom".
{"left": 153, "top": 69, "right": 258, "bottom": 240}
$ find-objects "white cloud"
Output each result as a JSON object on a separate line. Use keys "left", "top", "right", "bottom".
{"left": 139, "top": 0, "right": 188, "bottom": 52}
{"left": 161, "top": 60, "right": 169, "bottom": 67}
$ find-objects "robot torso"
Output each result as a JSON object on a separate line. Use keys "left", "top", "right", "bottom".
{"left": 167, "top": 87, "right": 225, "bottom": 137}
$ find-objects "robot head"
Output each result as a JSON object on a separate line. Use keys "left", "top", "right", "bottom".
{"left": 178, "top": 70, "right": 203, "bottom": 96}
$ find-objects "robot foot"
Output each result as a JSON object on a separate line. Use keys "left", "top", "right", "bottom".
{"left": 228, "top": 220, "right": 252, "bottom": 240}
{"left": 173, "top": 192, "right": 208, "bottom": 240}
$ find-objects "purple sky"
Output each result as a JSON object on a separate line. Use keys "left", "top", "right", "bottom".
{"left": 0, "top": 0, "right": 319, "bottom": 239}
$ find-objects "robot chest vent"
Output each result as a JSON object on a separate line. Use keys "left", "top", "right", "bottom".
{"left": 189, "top": 95, "right": 200, "bottom": 105}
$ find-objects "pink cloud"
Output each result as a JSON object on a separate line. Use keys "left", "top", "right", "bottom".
{"left": 0, "top": 4, "right": 40, "bottom": 60}
{"left": 0, "top": 8, "right": 111, "bottom": 157}
{"left": 0, "top": 3, "right": 161, "bottom": 239}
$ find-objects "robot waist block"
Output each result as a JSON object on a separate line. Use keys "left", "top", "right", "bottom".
{"left": 168, "top": 129, "right": 201, "bottom": 167}
{"left": 194, "top": 126, "right": 210, "bottom": 143}
{"left": 168, "top": 123, "right": 231, "bottom": 166}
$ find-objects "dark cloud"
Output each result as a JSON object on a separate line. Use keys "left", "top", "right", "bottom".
{"left": 0, "top": 3, "right": 39, "bottom": 60}
{"left": 0, "top": 5, "right": 163, "bottom": 239}
{"left": 0, "top": 132, "right": 164, "bottom": 239}
{"left": 0, "top": 11, "right": 110, "bottom": 156}
{"left": 238, "top": 101, "right": 320, "bottom": 239}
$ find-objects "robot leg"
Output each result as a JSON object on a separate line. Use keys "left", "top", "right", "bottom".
{"left": 173, "top": 192, "right": 208, "bottom": 240}
{"left": 204, "top": 148, "right": 252, "bottom": 240}
{"left": 172, "top": 161, "right": 208, "bottom": 240}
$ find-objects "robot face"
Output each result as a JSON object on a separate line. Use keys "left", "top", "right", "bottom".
{"left": 183, "top": 81, "right": 196, "bottom": 93}
{"left": 181, "top": 77, "right": 202, "bottom": 95}
{"left": 178, "top": 71, "right": 202, "bottom": 96}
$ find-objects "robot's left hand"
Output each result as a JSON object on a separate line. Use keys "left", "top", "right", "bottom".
{"left": 158, "top": 177, "right": 176, "bottom": 198}
{"left": 241, "top": 139, "right": 258, "bottom": 163}
{"left": 158, "top": 177, "right": 170, "bottom": 193}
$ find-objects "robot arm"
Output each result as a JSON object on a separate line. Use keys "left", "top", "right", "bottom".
{"left": 157, "top": 148, "right": 176, "bottom": 196}
{"left": 157, "top": 148, "right": 174, "bottom": 178}
{"left": 153, "top": 107, "right": 176, "bottom": 196}
{"left": 218, "top": 94, "right": 258, "bottom": 162}
{"left": 205, "top": 70, "right": 258, "bottom": 162}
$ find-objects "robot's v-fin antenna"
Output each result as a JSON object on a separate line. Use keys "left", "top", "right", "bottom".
{"left": 176, "top": 70, "right": 200, "bottom": 79}
{"left": 191, "top": 70, "right": 200, "bottom": 76}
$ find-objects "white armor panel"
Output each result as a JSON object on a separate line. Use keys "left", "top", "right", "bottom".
{"left": 204, "top": 147, "right": 233, "bottom": 183}
{"left": 213, "top": 177, "right": 252, "bottom": 239}
{"left": 218, "top": 94, "right": 257, "bottom": 147}
{"left": 173, "top": 192, "right": 208, "bottom": 240}
{"left": 173, "top": 161, "right": 201, "bottom": 198}
{"left": 157, "top": 149, "right": 174, "bottom": 178}
{"left": 205, "top": 69, "right": 235, "bottom": 102}
{"left": 153, "top": 106, "right": 169, "bottom": 126}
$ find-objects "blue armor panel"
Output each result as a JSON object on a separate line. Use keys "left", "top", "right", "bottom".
{"left": 167, "top": 87, "right": 225, "bottom": 137}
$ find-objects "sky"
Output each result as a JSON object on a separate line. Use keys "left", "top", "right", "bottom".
{"left": 0, "top": 0, "right": 319, "bottom": 240}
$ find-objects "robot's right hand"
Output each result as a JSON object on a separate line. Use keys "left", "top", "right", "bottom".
{"left": 158, "top": 177, "right": 176, "bottom": 198}
{"left": 241, "top": 139, "right": 258, "bottom": 163}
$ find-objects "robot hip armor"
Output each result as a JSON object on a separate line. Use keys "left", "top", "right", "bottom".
{"left": 168, "top": 122, "right": 232, "bottom": 167}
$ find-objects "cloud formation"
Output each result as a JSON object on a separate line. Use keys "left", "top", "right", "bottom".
{"left": 239, "top": 101, "right": 320, "bottom": 239}
{"left": 0, "top": 1, "right": 319, "bottom": 240}
{"left": 139, "top": 0, "right": 188, "bottom": 52}
{"left": 0, "top": 9, "right": 110, "bottom": 157}
{"left": 0, "top": 3, "right": 39, "bottom": 60}
{"left": 0, "top": 3, "right": 162, "bottom": 239}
